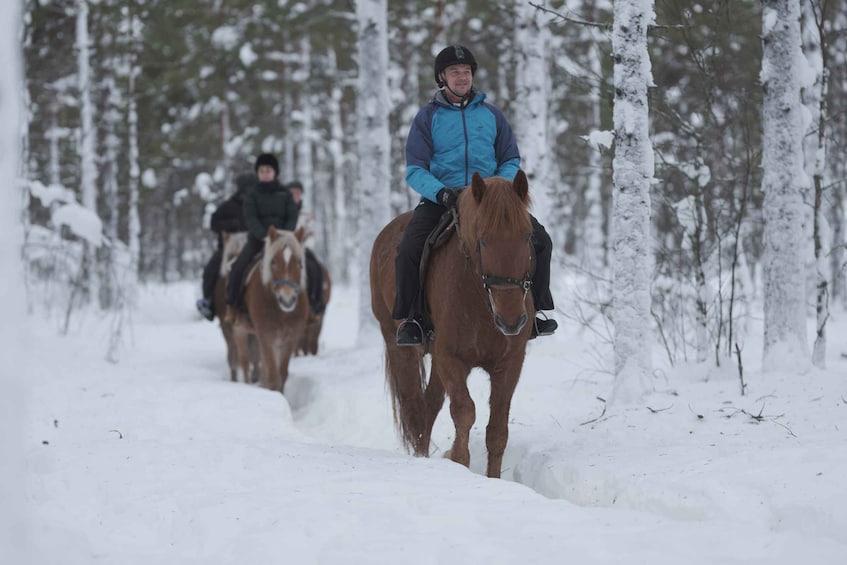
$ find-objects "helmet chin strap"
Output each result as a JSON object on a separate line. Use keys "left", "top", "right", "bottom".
{"left": 442, "top": 84, "right": 473, "bottom": 107}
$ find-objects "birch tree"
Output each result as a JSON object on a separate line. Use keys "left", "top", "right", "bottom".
{"left": 804, "top": 0, "right": 832, "bottom": 368}
{"left": 514, "top": 2, "right": 554, "bottom": 226}
{"left": 295, "top": 35, "right": 316, "bottom": 216}
{"left": 76, "top": 0, "right": 100, "bottom": 306}
{"left": 610, "top": 0, "right": 655, "bottom": 402}
{"left": 356, "top": 0, "right": 391, "bottom": 340}
{"left": 127, "top": 1, "right": 141, "bottom": 280}
{"left": 1, "top": 2, "right": 27, "bottom": 562}
{"left": 761, "top": 0, "right": 809, "bottom": 372}
{"left": 325, "top": 47, "right": 350, "bottom": 283}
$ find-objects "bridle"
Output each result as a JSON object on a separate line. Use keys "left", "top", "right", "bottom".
{"left": 475, "top": 237, "right": 534, "bottom": 314}
{"left": 273, "top": 278, "right": 301, "bottom": 294}
{"left": 454, "top": 203, "right": 535, "bottom": 315}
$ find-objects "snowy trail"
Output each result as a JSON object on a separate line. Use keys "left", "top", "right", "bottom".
{"left": 22, "top": 282, "right": 847, "bottom": 564}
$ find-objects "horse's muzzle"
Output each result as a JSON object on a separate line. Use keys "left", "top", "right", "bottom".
{"left": 276, "top": 293, "right": 298, "bottom": 313}
{"left": 494, "top": 311, "right": 527, "bottom": 336}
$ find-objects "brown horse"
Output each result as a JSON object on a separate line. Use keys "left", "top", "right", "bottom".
{"left": 232, "top": 226, "right": 309, "bottom": 393}
{"left": 370, "top": 171, "right": 535, "bottom": 478}
{"left": 297, "top": 262, "right": 331, "bottom": 356}
{"left": 214, "top": 232, "right": 260, "bottom": 382}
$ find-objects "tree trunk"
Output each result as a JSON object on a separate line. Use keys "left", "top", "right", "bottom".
{"left": 0, "top": 2, "right": 27, "bottom": 562}
{"left": 76, "top": 0, "right": 100, "bottom": 306}
{"left": 356, "top": 0, "right": 391, "bottom": 341}
{"left": 514, "top": 2, "right": 553, "bottom": 226}
{"left": 761, "top": 0, "right": 809, "bottom": 372}
{"left": 610, "top": 0, "right": 655, "bottom": 403}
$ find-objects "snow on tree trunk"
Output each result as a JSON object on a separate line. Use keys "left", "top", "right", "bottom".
{"left": 356, "top": 0, "right": 391, "bottom": 341}
{"left": 326, "top": 47, "right": 350, "bottom": 284}
{"left": 514, "top": 3, "right": 553, "bottom": 226}
{"left": 585, "top": 40, "right": 608, "bottom": 273}
{"left": 761, "top": 0, "right": 809, "bottom": 372}
{"left": 0, "top": 2, "right": 27, "bottom": 563}
{"left": 296, "top": 35, "right": 316, "bottom": 217}
{"left": 47, "top": 100, "right": 62, "bottom": 186}
{"left": 127, "top": 16, "right": 141, "bottom": 280}
{"left": 610, "top": 0, "right": 655, "bottom": 403}
{"left": 76, "top": 0, "right": 100, "bottom": 305}
{"left": 220, "top": 103, "right": 232, "bottom": 198}
{"left": 803, "top": 0, "right": 831, "bottom": 369}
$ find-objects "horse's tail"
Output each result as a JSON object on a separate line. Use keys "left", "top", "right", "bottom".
{"left": 383, "top": 345, "right": 430, "bottom": 456}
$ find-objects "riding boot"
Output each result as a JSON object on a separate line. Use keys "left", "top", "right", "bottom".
{"left": 529, "top": 215, "right": 556, "bottom": 338}
{"left": 396, "top": 317, "right": 424, "bottom": 346}
{"left": 530, "top": 314, "right": 558, "bottom": 339}
{"left": 196, "top": 298, "right": 215, "bottom": 321}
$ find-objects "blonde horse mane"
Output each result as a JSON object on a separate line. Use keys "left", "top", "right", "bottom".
{"left": 220, "top": 232, "right": 248, "bottom": 277}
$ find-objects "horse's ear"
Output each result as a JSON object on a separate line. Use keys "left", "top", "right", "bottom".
{"left": 471, "top": 171, "right": 485, "bottom": 203}
{"left": 267, "top": 226, "right": 278, "bottom": 241}
{"left": 294, "top": 225, "right": 306, "bottom": 243}
{"left": 513, "top": 170, "right": 529, "bottom": 202}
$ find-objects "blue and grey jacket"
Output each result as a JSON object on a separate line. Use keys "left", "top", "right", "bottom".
{"left": 405, "top": 89, "right": 521, "bottom": 204}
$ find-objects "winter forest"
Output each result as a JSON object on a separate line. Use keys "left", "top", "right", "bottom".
{"left": 5, "top": 0, "right": 847, "bottom": 562}
{"left": 18, "top": 0, "right": 847, "bottom": 383}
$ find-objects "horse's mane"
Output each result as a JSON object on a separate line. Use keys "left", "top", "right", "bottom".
{"left": 465, "top": 179, "right": 532, "bottom": 236}
{"left": 261, "top": 229, "right": 306, "bottom": 288}
{"left": 221, "top": 232, "right": 248, "bottom": 276}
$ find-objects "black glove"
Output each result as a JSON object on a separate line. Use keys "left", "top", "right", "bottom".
{"left": 437, "top": 188, "right": 459, "bottom": 209}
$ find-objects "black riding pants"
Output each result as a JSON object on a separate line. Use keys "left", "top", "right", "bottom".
{"left": 392, "top": 199, "right": 555, "bottom": 320}
{"left": 202, "top": 245, "right": 224, "bottom": 302}
{"left": 304, "top": 247, "right": 324, "bottom": 314}
{"left": 226, "top": 236, "right": 264, "bottom": 308}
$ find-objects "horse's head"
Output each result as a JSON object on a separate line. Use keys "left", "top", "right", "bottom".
{"left": 261, "top": 226, "right": 306, "bottom": 313}
{"left": 459, "top": 171, "right": 534, "bottom": 336}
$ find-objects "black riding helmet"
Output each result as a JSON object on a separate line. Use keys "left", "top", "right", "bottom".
{"left": 433, "top": 45, "right": 477, "bottom": 87}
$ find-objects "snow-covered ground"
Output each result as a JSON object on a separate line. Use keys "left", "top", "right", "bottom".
{"left": 22, "top": 281, "right": 847, "bottom": 564}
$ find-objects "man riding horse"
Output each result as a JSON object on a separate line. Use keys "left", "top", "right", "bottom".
{"left": 394, "top": 44, "right": 557, "bottom": 345}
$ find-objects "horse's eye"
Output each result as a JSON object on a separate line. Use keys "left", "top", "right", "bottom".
{"left": 480, "top": 238, "right": 487, "bottom": 247}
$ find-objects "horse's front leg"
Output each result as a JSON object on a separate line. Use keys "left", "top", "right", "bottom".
{"left": 258, "top": 338, "right": 280, "bottom": 391}
{"left": 276, "top": 340, "right": 294, "bottom": 394}
{"left": 222, "top": 324, "right": 238, "bottom": 382}
{"left": 436, "top": 356, "right": 474, "bottom": 468}
{"left": 485, "top": 357, "right": 524, "bottom": 478}
{"left": 233, "top": 328, "right": 252, "bottom": 384}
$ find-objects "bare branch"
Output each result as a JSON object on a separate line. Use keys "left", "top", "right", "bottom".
{"left": 529, "top": 1, "right": 685, "bottom": 31}
{"left": 579, "top": 397, "right": 608, "bottom": 426}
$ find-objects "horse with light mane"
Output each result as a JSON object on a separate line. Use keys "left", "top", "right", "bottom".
{"left": 215, "top": 231, "right": 262, "bottom": 383}
{"left": 370, "top": 171, "right": 535, "bottom": 478}
{"left": 231, "top": 226, "right": 309, "bottom": 393}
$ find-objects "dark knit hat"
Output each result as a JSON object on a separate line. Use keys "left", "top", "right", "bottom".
{"left": 255, "top": 153, "right": 279, "bottom": 177}
{"left": 434, "top": 45, "right": 477, "bottom": 87}
{"left": 284, "top": 180, "right": 304, "bottom": 192}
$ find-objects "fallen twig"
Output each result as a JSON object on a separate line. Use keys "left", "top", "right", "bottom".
{"left": 579, "top": 397, "right": 608, "bottom": 426}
